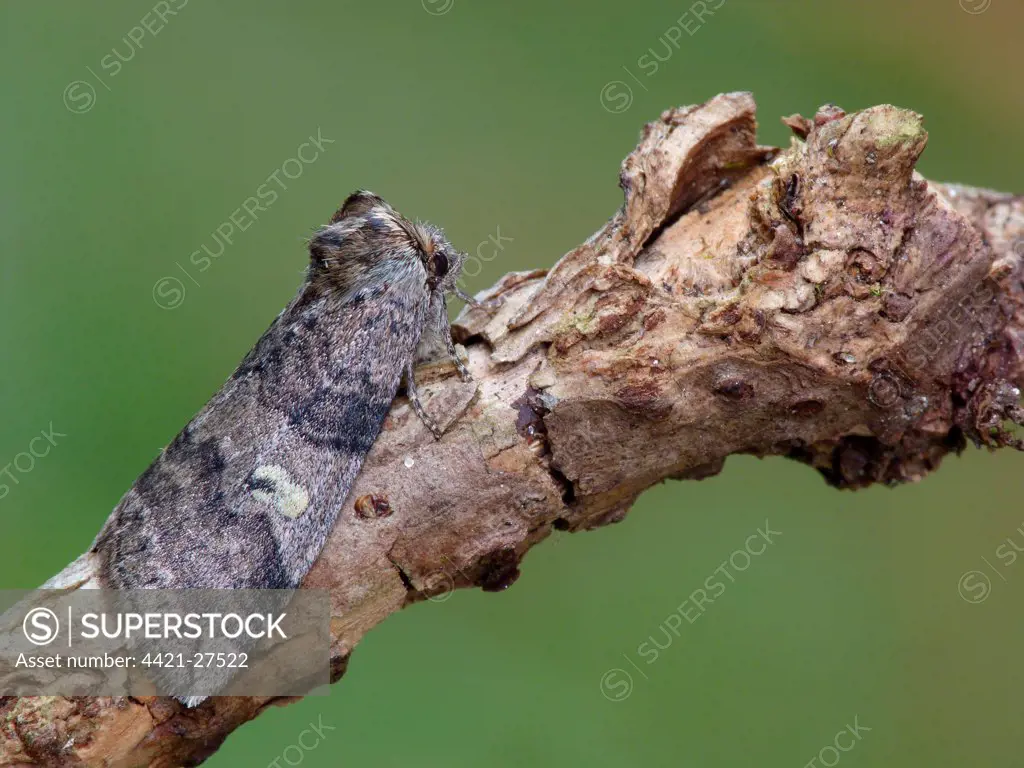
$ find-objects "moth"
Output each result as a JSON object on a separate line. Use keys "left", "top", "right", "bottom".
{"left": 92, "top": 191, "right": 473, "bottom": 592}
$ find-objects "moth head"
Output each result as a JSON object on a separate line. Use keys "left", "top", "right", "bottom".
{"left": 413, "top": 222, "right": 465, "bottom": 295}
{"left": 310, "top": 190, "right": 464, "bottom": 296}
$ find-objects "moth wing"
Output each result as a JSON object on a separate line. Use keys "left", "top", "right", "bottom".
{"left": 94, "top": 265, "right": 429, "bottom": 590}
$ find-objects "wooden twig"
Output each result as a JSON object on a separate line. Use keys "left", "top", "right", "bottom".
{"left": 2, "top": 92, "right": 1021, "bottom": 768}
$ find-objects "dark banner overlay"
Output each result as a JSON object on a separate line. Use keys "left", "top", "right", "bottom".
{"left": 0, "top": 589, "right": 331, "bottom": 698}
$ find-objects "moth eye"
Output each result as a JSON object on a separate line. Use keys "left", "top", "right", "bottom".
{"left": 431, "top": 251, "right": 449, "bottom": 278}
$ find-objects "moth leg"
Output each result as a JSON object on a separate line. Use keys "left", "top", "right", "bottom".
{"left": 442, "top": 326, "right": 472, "bottom": 383}
{"left": 405, "top": 360, "right": 444, "bottom": 440}
{"left": 432, "top": 297, "right": 472, "bottom": 383}
{"left": 456, "top": 287, "right": 481, "bottom": 308}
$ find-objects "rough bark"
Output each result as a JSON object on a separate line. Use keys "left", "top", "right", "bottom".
{"left": 2, "top": 92, "right": 1022, "bottom": 767}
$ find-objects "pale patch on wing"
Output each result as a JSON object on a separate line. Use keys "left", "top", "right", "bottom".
{"left": 250, "top": 464, "right": 310, "bottom": 519}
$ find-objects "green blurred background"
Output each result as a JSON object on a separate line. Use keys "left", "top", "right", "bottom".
{"left": 2, "top": 0, "right": 1022, "bottom": 765}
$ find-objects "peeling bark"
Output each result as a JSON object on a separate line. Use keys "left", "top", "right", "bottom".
{"left": 2, "top": 92, "right": 1022, "bottom": 767}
